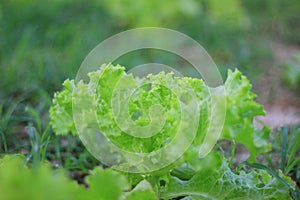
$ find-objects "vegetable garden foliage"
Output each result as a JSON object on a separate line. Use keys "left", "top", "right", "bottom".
{"left": 45, "top": 64, "right": 296, "bottom": 199}
{"left": 1, "top": 64, "right": 295, "bottom": 199}
{"left": 0, "top": 153, "right": 294, "bottom": 200}
{"left": 0, "top": 155, "right": 156, "bottom": 200}
{"left": 50, "top": 64, "right": 270, "bottom": 161}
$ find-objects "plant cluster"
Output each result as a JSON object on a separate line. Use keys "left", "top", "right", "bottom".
{"left": 46, "top": 64, "right": 298, "bottom": 199}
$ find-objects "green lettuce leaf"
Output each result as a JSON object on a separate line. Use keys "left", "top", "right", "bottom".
{"left": 160, "top": 153, "right": 294, "bottom": 200}
{"left": 49, "top": 79, "right": 76, "bottom": 136}
{"left": 221, "top": 69, "right": 271, "bottom": 161}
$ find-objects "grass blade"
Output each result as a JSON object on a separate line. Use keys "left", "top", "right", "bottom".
{"left": 281, "top": 127, "right": 288, "bottom": 172}
{"left": 285, "top": 128, "right": 300, "bottom": 174}
{"left": 285, "top": 157, "right": 300, "bottom": 176}
{"left": 0, "top": 128, "right": 8, "bottom": 152}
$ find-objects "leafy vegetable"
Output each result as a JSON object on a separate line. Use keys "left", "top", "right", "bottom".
{"left": 47, "top": 64, "right": 296, "bottom": 199}
{"left": 50, "top": 64, "right": 270, "bottom": 161}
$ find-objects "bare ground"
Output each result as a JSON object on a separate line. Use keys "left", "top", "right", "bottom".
{"left": 254, "top": 40, "right": 300, "bottom": 129}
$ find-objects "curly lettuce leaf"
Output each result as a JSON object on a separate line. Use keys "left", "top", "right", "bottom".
{"left": 49, "top": 79, "right": 76, "bottom": 136}
{"left": 92, "top": 65, "right": 182, "bottom": 153}
{"left": 221, "top": 69, "right": 271, "bottom": 161}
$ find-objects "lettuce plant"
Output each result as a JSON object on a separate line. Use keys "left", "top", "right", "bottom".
{"left": 47, "top": 64, "right": 296, "bottom": 199}
{"left": 50, "top": 64, "right": 270, "bottom": 159}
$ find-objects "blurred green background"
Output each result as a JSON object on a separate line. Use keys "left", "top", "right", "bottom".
{"left": 1, "top": 0, "right": 300, "bottom": 98}
{"left": 0, "top": 0, "right": 300, "bottom": 161}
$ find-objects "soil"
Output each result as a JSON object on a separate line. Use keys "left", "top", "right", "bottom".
{"left": 254, "top": 40, "right": 300, "bottom": 129}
